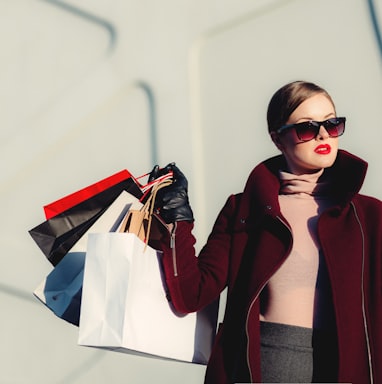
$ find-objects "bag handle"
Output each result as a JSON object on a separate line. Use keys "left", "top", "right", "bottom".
{"left": 135, "top": 171, "right": 173, "bottom": 194}
{"left": 119, "top": 178, "right": 172, "bottom": 244}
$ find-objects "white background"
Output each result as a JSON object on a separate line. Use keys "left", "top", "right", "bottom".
{"left": 1, "top": 0, "right": 381, "bottom": 383}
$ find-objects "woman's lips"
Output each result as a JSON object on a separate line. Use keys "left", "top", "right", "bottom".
{"left": 314, "top": 144, "right": 331, "bottom": 154}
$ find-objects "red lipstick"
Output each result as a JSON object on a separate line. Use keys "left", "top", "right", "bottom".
{"left": 314, "top": 144, "right": 331, "bottom": 154}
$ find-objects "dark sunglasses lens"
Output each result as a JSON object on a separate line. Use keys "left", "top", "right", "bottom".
{"left": 295, "top": 122, "right": 317, "bottom": 141}
{"left": 325, "top": 118, "right": 345, "bottom": 137}
{"left": 295, "top": 118, "right": 345, "bottom": 141}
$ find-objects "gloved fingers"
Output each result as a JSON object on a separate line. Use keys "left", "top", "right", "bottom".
{"left": 166, "top": 165, "right": 188, "bottom": 190}
{"left": 148, "top": 165, "right": 160, "bottom": 182}
{"left": 148, "top": 163, "right": 176, "bottom": 183}
{"left": 164, "top": 162, "right": 176, "bottom": 172}
{"left": 169, "top": 164, "right": 184, "bottom": 181}
{"left": 148, "top": 162, "right": 194, "bottom": 223}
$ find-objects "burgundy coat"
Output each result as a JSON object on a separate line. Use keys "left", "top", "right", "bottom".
{"left": 158, "top": 150, "right": 382, "bottom": 383}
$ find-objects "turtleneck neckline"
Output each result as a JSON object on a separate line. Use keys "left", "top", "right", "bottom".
{"left": 279, "top": 169, "right": 330, "bottom": 197}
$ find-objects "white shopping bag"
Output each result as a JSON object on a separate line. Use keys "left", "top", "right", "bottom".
{"left": 33, "top": 191, "right": 142, "bottom": 325}
{"left": 78, "top": 231, "right": 218, "bottom": 364}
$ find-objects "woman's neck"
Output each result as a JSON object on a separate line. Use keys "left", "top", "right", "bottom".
{"left": 279, "top": 169, "right": 329, "bottom": 196}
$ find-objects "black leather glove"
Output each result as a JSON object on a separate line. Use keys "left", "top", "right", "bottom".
{"left": 148, "top": 163, "right": 194, "bottom": 224}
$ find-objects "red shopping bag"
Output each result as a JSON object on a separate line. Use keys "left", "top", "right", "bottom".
{"left": 44, "top": 170, "right": 132, "bottom": 219}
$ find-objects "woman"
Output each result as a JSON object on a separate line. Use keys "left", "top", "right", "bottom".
{"left": 151, "top": 81, "right": 382, "bottom": 383}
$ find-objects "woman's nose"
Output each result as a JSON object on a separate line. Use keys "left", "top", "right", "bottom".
{"left": 317, "top": 125, "right": 330, "bottom": 140}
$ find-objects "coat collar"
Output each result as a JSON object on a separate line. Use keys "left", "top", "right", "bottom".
{"left": 241, "top": 149, "right": 368, "bottom": 218}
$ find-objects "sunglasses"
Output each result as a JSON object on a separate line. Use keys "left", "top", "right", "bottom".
{"left": 276, "top": 117, "right": 346, "bottom": 142}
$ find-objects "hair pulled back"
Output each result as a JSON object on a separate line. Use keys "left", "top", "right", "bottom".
{"left": 267, "top": 81, "right": 335, "bottom": 133}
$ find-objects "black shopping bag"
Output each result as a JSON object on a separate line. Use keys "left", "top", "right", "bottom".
{"left": 29, "top": 178, "right": 142, "bottom": 266}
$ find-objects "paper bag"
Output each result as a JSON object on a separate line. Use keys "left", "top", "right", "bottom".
{"left": 78, "top": 232, "right": 218, "bottom": 364}
{"left": 33, "top": 191, "right": 142, "bottom": 325}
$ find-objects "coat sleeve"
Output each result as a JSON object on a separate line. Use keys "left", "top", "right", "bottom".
{"left": 158, "top": 194, "right": 239, "bottom": 314}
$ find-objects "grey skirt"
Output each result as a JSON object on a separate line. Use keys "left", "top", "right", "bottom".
{"left": 260, "top": 321, "right": 313, "bottom": 383}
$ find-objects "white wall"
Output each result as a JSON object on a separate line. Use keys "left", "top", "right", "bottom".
{"left": 1, "top": 0, "right": 381, "bottom": 383}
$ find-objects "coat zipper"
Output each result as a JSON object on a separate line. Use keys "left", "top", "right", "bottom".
{"left": 245, "top": 214, "right": 293, "bottom": 383}
{"left": 169, "top": 222, "right": 178, "bottom": 277}
{"left": 153, "top": 213, "right": 179, "bottom": 277}
{"left": 350, "top": 202, "right": 374, "bottom": 384}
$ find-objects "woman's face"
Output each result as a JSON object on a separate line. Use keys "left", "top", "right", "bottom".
{"left": 272, "top": 93, "right": 339, "bottom": 175}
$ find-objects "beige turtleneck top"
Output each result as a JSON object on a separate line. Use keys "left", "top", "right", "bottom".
{"left": 260, "top": 169, "right": 335, "bottom": 330}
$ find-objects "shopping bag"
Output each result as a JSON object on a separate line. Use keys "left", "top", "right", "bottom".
{"left": 78, "top": 181, "right": 218, "bottom": 364}
{"left": 44, "top": 169, "right": 132, "bottom": 219}
{"left": 34, "top": 251, "right": 85, "bottom": 325}
{"left": 29, "top": 177, "right": 142, "bottom": 266}
{"left": 34, "top": 191, "right": 142, "bottom": 325}
{"left": 78, "top": 232, "right": 218, "bottom": 364}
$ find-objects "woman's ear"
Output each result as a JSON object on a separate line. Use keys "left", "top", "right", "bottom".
{"left": 270, "top": 131, "right": 284, "bottom": 151}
